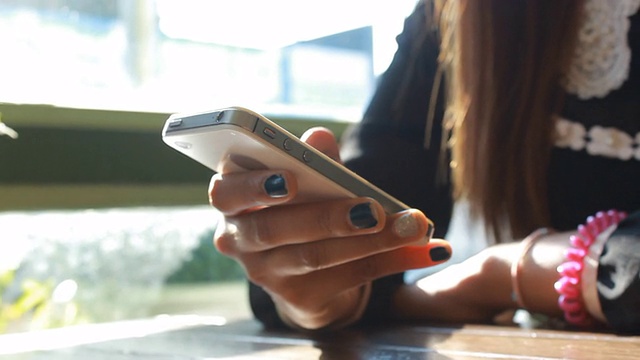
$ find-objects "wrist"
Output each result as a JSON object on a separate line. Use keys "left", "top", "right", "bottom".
{"left": 275, "top": 283, "right": 372, "bottom": 331}
{"left": 511, "top": 228, "right": 554, "bottom": 310}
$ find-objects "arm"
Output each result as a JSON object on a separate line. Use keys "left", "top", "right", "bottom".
{"left": 392, "top": 211, "right": 640, "bottom": 334}
{"left": 391, "top": 231, "right": 569, "bottom": 323}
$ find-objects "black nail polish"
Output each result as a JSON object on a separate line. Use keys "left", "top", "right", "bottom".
{"left": 429, "top": 246, "right": 451, "bottom": 262}
{"left": 264, "top": 174, "right": 288, "bottom": 197}
{"left": 350, "top": 203, "right": 378, "bottom": 229}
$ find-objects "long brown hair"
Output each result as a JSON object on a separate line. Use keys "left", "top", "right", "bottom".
{"left": 436, "top": 0, "right": 585, "bottom": 240}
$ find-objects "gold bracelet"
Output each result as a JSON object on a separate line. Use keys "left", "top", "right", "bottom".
{"left": 510, "top": 228, "right": 552, "bottom": 310}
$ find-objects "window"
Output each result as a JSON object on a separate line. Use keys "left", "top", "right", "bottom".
{"left": 0, "top": 0, "right": 420, "bottom": 334}
{"left": 0, "top": 0, "right": 418, "bottom": 119}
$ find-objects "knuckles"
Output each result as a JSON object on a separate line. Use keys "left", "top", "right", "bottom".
{"left": 296, "top": 243, "right": 329, "bottom": 273}
{"left": 245, "top": 213, "right": 275, "bottom": 250}
{"left": 212, "top": 221, "right": 239, "bottom": 257}
{"left": 208, "top": 174, "right": 226, "bottom": 210}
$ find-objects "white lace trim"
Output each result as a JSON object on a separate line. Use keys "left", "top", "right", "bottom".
{"left": 564, "top": 0, "right": 640, "bottom": 99}
{"left": 555, "top": 118, "right": 640, "bottom": 161}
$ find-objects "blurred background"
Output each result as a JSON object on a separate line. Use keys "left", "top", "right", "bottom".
{"left": 0, "top": 0, "right": 417, "bottom": 116}
{"left": 0, "top": 0, "right": 418, "bottom": 333}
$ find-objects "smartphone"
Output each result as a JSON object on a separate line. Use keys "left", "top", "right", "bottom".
{"left": 161, "top": 106, "right": 414, "bottom": 216}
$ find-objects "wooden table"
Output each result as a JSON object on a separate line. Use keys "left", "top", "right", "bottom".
{"left": 0, "top": 315, "right": 638, "bottom": 359}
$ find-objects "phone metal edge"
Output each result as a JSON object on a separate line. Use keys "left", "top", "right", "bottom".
{"left": 162, "top": 107, "right": 412, "bottom": 214}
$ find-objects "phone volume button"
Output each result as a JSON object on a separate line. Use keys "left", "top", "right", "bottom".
{"left": 283, "top": 138, "right": 293, "bottom": 151}
{"left": 302, "top": 150, "right": 313, "bottom": 163}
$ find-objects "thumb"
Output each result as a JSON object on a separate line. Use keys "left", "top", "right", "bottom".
{"left": 300, "top": 127, "right": 341, "bottom": 162}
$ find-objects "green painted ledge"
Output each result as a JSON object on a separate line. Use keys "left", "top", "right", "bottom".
{"left": 0, "top": 103, "right": 351, "bottom": 211}
{"left": 0, "top": 103, "right": 350, "bottom": 135}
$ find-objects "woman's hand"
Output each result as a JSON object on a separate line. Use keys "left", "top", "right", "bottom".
{"left": 208, "top": 127, "right": 452, "bottom": 330}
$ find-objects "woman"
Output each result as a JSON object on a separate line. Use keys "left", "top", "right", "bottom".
{"left": 209, "top": 0, "right": 640, "bottom": 333}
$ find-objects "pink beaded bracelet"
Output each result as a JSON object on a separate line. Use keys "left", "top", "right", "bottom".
{"left": 554, "top": 210, "right": 627, "bottom": 326}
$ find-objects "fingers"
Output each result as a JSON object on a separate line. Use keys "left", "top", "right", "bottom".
{"left": 265, "top": 239, "right": 452, "bottom": 312}
{"left": 225, "top": 206, "right": 447, "bottom": 285}
{"left": 217, "top": 197, "right": 387, "bottom": 254}
{"left": 209, "top": 171, "right": 298, "bottom": 215}
{"left": 252, "top": 209, "right": 432, "bottom": 276}
{"left": 300, "top": 127, "right": 341, "bottom": 162}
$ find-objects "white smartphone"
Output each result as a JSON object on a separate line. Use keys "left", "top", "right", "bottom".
{"left": 161, "top": 106, "right": 423, "bottom": 220}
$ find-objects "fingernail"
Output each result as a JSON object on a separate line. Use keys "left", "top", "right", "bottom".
{"left": 429, "top": 246, "right": 451, "bottom": 262}
{"left": 393, "top": 212, "right": 419, "bottom": 237}
{"left": 264, "top": 174, "right": 288, "bottom": 197}
{"left": 349, "top": 203, "right": 378, "bottom": 229}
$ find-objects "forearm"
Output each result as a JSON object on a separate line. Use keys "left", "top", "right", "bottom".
{"left": 391, "top": 231, "right": 574, "bottom": 323}
{"left": 391, "top": 248, "right": 513, "bottom": 323}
